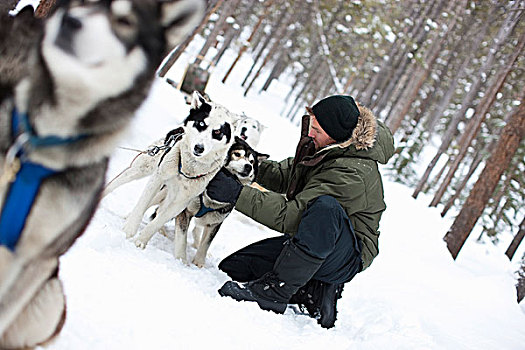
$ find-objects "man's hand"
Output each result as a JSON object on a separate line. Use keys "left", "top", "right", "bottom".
{"left": 206, "top": 168, "right": 242, "bottom": 205}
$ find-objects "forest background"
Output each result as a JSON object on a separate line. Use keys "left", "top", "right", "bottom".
{"left": 17, "top": 0, "right": 525, "bottom": 302}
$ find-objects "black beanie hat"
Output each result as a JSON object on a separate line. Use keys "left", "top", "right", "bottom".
{"left": 311, "top": 95, "right": 360, "bottom": 142}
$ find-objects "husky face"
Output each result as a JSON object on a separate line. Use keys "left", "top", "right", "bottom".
{"left": 45, "top": 0, "right": 203, "bottom": 67}
{"left": 225, "top": 137, "right": 269, "bottom": 185}
{"left": 36, "top": 0, "right": 204, "bottom": 122}
{"left": 21, "top": 0, "right": 204, "bottom": 142}
{"left": 183, "top": 92, "right": 240, "bottom": 158}
{"left": 235, "top": 114, "right": 265, "bottom": 148}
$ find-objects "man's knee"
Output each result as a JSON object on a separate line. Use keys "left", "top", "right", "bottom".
{"left": 294, "top": 196, "right": 348, "bottom": 259}
{"left": 306, "top": 195, "right": 342, "bottom": 215}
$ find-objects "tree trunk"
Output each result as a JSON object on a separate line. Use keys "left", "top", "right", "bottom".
{"left": 260, "top": 55, "right": 286, "bottom": 92}
{"left": 222, "top": 0, "right": 275, "bottom": 83}
{"left": 477, "top": 158, "right": 517, "bottom": 242}
{"left": 158, "top": 0, "right": 225, "bottom": 77}
{"left": 342, "top": 48, "right": 369, "bottom": 94}
{"left": 440, "top": 149, "right": 483, "bottom": 217}
{"left": 412, "top": 3, "right": 520, "bottom": 199}
{"left": 194, "top": 0, "right": 240, "bottom": 67}
{"left": 372, "top": 0, "right": 445, "bottom": 112}
{"left": 386, "top": 1, "right": 465, "bottom": 133}
{"left": 517, "top": 263, "right": 525, "bottom": 303}
{"left": 429, "top": 32, "right": 525, "bottom": 207}
{"left": 359, "top": 1, "right": 424, "bottom": 106}
{"left": 444, "top": 94, "right": 525, "bottom": 260}
{"left": 506, "top": 217, "right": 525, "bottom": 260}
{"left": 424, "top": 5, "right": 493, "bottom": 134}
{"left": 208, "top": 23, "right": 238, "bottom": 69}
{"left": 241, "top": 5, "right": 287, "bottom": 87}
{"left": 35, "top": 0, "right": 56, "bottom": 18}
{"left": 243, "top": 10, "right": 294, "bottom": 96}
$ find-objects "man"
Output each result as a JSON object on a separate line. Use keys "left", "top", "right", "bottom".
{"left": 207, "top": 95, "right": 395, "bottom": 328}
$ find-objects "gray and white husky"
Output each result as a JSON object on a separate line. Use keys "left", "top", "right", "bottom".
{"left": 186, "top": 137, "right": 269, "bottom": 267}
{"left": 146, "top": 136, "right": 269, "bottom": 267}
{"left": 121, "top": 92, "right": 242, "bottom": 263}
{"left": 0, "top": 0, "right": 204, "bottom": 348}
{"left": 235, "top": 114, "right": 266, "bottom": 148}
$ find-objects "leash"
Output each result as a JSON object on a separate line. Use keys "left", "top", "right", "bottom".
{"left": 117, "top": 146, "right": 145, "bottom": 153}
{"left": 0, "top": 108, "right": 87, "bottom": 251}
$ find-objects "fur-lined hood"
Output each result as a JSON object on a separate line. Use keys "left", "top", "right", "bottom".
{"left": 316, "top": 103, "right": 395, "bottom": 165}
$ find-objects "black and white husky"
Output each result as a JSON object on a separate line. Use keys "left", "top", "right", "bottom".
{"left": 121, "top": 92, "right": 242, "bottom": 261}
{"left": 103, "top": 96, "right": 268, "bottom": 266}
{"left": 0, "top": 1, "right": 204, "bottom": 348}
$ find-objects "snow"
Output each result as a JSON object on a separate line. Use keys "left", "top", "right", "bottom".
{"left": 22, "top": 30, "right": 524, "bottom": 350}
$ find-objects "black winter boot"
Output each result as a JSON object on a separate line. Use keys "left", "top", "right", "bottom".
{"left": 318, "top": 282, "right": 344, "bottom": 328}
{"left": 218, "top": 241, "right": 324, "bottom": 314}
{"left": 290, "top": 280, "right": 344, "bottom": 328}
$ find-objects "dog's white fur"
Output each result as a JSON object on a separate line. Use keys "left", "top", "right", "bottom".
{"left": 105, "top": 132, "right": 268, "bottom": 267}
{"left": 188, "top": 140, "right": 268, "bottom": 267}
{"left": 235, "top": 114, "right": 265, "bottom": 148}
{"left": 0, "top": 1, "right": 205, "bottom": 347}
{"left": 122, "top": 92, "right": 241, "bottom": 262}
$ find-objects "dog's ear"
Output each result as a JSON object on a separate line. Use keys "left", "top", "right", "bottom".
{"left": 257, "top": 153, "right": 270, "bottom": 163}
{"left": 231, "top": 113, "right": 244, "bottom": 130}
{"left": 258, "top": 122, "right": 267, "bottom": 132}
{"left": 190, "top": 90, "right": 206, "bottom": 110}
{"left": 234, "top": 136, "right": 249, "bottom": 148}
{"left": 160, "top": 0, "right": 205, "bottom": 48}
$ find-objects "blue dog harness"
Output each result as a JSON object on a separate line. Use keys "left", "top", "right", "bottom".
{"left": 194, "top": 194, "right": 214, "bottom": 218}
{"left": 194, "top": 193, "right": 232, "bottom": 218}
{"left": 0, "top": 109, "right": 87, "bottom": 251}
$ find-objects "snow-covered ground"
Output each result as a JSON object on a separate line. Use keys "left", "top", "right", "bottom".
{"left": 39, "top": 41, "right": 525, "bottom": 350}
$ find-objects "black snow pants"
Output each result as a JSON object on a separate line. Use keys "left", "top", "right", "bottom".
{"left": 219, "top": 195, "right": 363, "bottom": 284}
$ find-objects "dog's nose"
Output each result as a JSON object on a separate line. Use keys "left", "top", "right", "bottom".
{"left": 244, "top": 164, "right": 252, "bottom": 173}
{"left": 193, "top": 144, "right": 205, "bottom": 155}
{"left": 241, "top": 127, "right": 247, "bottom": 134}
{"left": 62, "top": 13, "right": 82, "bottom": 32}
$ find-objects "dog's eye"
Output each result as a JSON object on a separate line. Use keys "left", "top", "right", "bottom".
{"left": 233, "top": 152, "right": 241, "bottom": 157}
{"left": 199, "top": 122, "right": 206, "bottom": 127}
{"left": 252, "top": 125, "right": 257, "bottom": 129}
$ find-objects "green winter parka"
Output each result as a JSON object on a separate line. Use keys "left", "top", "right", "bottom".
{"left": 234, "top": 104, "right": 395, "bottom": 270}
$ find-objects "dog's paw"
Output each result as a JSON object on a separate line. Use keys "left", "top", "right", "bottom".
{"left": 173, "top": 253, "right": 188, "bottom": 264}
{"left": 122, "top": 225, "right": 134, "bottom": 239}
{"left": 192, "top": 257, "right": 205, "bottom": 268}
{"left": 134, "top": 239, "right": 147, "bottom": 249}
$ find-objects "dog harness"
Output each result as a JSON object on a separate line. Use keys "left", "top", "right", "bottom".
{"left": 0, "top": 109, "right": 86, "bottom": 251}
{"left": 194, "top": 194, "right": 214, "bottom": 218}
{"left": 194, "top": 193, "right": 231, "bottom": 218}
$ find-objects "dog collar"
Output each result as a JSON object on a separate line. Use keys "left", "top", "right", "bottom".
{"left": 178, "top": 158, "right": 208, "bottom": 180}
{"left": 11, "top": 108, "right": 89, "bottom": 151}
